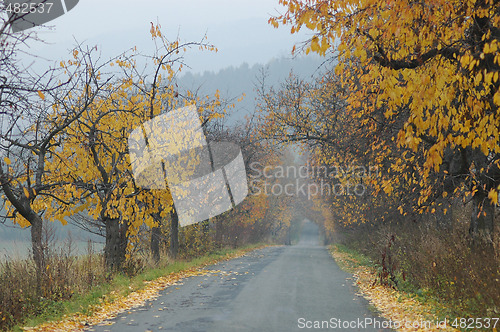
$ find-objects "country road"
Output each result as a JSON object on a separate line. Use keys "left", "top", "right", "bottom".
{"left": 88, "top": 221, "right": 391, "bottom": 332}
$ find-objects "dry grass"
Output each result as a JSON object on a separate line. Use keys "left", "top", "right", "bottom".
{"left": 20, "top": 244, "right": 268, "bottom": 332}
{"left": 337, "top": 204, "right": 500, "bottom": 319}
{"left": 331, "top": 245, "right": 459, "bottom": 331}
{"left": 0, "top": 229, "right": 269, "bottom": 332}
{"left": 0, "top": 240, "right": 106, "bottom": 331}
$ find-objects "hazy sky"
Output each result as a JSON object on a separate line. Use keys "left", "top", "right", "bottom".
{"left": 21, "top": 0, "right": 311, "bottom": 73}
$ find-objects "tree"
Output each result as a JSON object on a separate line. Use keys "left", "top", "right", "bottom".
{"left": 46, "top": 25, "right": 227, "bottom": 269}
{"left": 0, "top": 29, "right": 104, "bottom": 281}
{"left": 271, "top": 0, "right": 500, "bottom": 245}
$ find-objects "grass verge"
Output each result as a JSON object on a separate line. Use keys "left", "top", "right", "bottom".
{"left": 16, "top": 243, "right": 267, "bottom": 332}
{"left": 331, "top": 244, "right": 466, "bottom": 332}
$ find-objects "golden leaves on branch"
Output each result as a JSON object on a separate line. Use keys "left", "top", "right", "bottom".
{"left": 271, "top": 0, "right": 500, "bottom": 221}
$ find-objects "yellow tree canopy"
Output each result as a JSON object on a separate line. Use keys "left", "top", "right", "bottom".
{"left": 271, "top": 0, "right": 500, "bottom": 214}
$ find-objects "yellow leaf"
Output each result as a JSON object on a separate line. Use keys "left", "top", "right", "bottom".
{"left": 23, "top": 187, "right": 30, "bottom": 198}
{"left": 495, "top": 91, "right": 500, "bottom": 105}
{"left": 3, "top": 157, "right": 11, "bottom": 165}
{"left": 37, "top": 90, "right": 45, "bottom": 100}
{"left": 488, "top": 189, "right": 498, "bottom": 204}
{"left": 310, "top": 36, "right": 320, "bottom": 52}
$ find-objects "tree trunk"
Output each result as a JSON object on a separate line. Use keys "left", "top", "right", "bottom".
{"left": 30, "top": 216, "right": 44, "bottom": 269}
{"left": 151, "top": 225, "right": 161, "bottom": 263}
{"left": 284, "top": 227, "right": 291, "bottom": 245}
{"left": 469, "top": 192, "right": 495, "bottom": 247}
{"left": 0, "top": 177, "right": 46, "bottom": 285}
{"left": 30, "top": 213, "right": 44, "bottom": 292}
{"left": 104, "top": 217, "right": 128, "bottom": 271}
{"left": 215, "top": 216, "right": 223, "bottom": 248}
{"left": 169, "top": 208, "right": 179, "bottom": 259}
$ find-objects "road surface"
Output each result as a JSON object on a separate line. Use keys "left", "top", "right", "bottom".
{"left": 88, "top": 220, "right": 390, "bottom": 331}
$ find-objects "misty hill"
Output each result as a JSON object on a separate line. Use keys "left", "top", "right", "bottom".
{"left": 177, "top": 55, "right": 327, "bottom": 124}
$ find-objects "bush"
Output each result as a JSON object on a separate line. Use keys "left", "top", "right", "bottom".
{"left": 0, "top": 240, "right": 106, "bottom": 331}
{"left": 336, "top": 203, "right": 500, "bottom": 317}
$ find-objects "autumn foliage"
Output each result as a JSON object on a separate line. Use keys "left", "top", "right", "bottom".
{"left": 0, "top": 21, "right": 297, "bottom": 328}
{"left": 262, "top": 0, "right": 500, "bottom": 316}
{"left": 270, "top": 0, "right": 500, "bottom": 244}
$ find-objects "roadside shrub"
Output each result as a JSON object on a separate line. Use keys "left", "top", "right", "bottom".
{"left": 337, "top": 203, "right": 500, "bottom": 317}
{"left": 0, "top": 240, "right": 106, "bottom": 331}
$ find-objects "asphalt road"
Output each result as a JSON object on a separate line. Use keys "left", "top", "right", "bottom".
{"left": 88, "top": 221, "right": 391, "bottom": 332}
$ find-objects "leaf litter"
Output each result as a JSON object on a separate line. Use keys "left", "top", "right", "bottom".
{"left": 331, "top": 248, "right": 460, "bottom": 332}
{"left": 22, "top": 247, "right": 265, "bottom": 332}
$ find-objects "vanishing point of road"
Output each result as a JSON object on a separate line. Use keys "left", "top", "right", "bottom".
{"left": 88, "top": 220, "right": 390, "bottom": 332}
